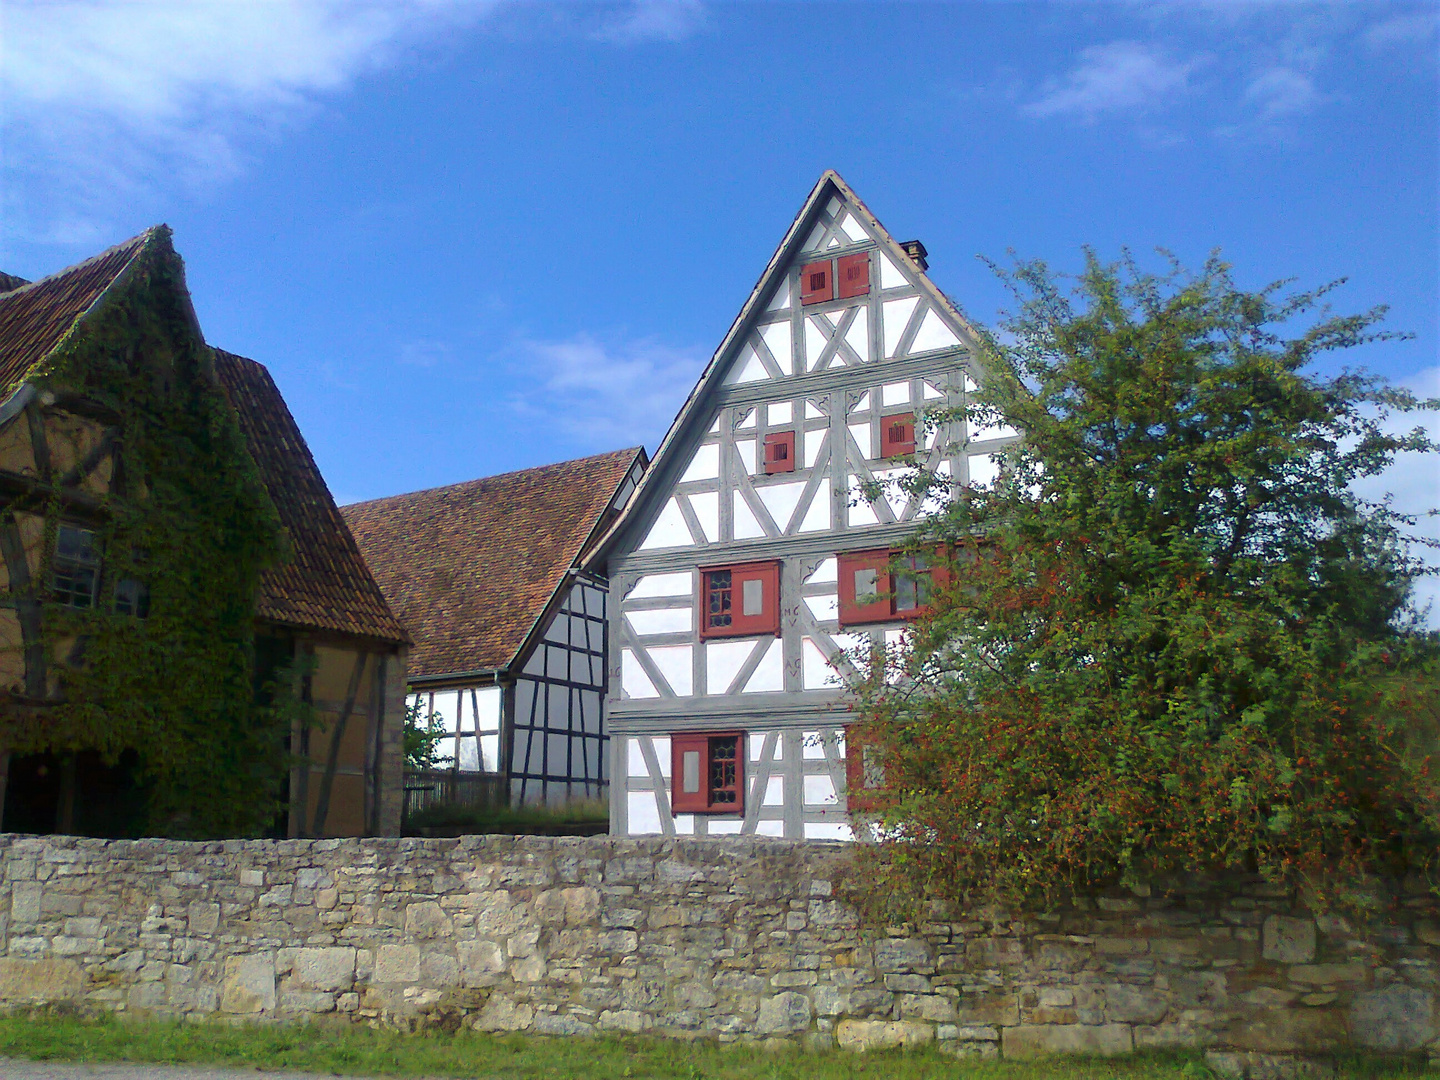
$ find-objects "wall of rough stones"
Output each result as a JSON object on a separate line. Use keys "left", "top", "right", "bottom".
{"left": 0, "top": 833, "right": 1436, "bottom": 1075}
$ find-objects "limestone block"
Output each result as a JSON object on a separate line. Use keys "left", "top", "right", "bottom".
{"left": 1002, "top": 1023, "right": 1134, "bottom": 1058}
{"left": 899, "top": 993, "right": 958, "bottom": 1023}
{"left": 598, "top": 1008, "right": 651, "bottom": 1032}
{"left": 808, "top": 900, "right": 858, "bottom": 928}
{"left": 512, "top": 955, "right": 546, "bottom": 983}
{"left": 472, "top": 891, "right": 526, "bottom": 938}
{"left": 1263, "top": 917, "right": 1317, "bottom": 965}
{"left": 187, "top": 902, "right": 220, "bottom": 935}
{"left": 1206, "top": 1051, "right": 1337, "bottom": 1080}
{"left": 1229, "top": 1007, "right": 1346, "bottom": 1053}
{"left": 1286, "top": 964, "right": 1368, "bottom": 987}
{"left": 293, "top": 947, "right": 355, "bottom": 992}
{"left": 533, "top": 1012, "right": 594, "bottom": 1036}
{"left": 405, "top": 901, "right": 452, "bottom": 939}
{"left": 220, "top": 953, "right": 276, "bottom": 1014}
{"left": 1104, "top": 985, "right": 1169, "bottom": 1025}
{"left": 9, "top": 882, "right": 41, "bottom": 925}
{"left": 873, "top": 938, "right": 933, "bottom": 974}
{"left": 1349, "top": 985, "right": 1436, "bottom": 1052}
{"left": 475, "top": 995, "right": 536, "bottom": 1031}
{"left": 954, "top": 992, "right": 1020, "bottom": 1027}
{"left": 836, "top": 1019, "right": 933, "bottom": 1051}
{"left": 813, "top": 985, "right": 850, "bottom": 1017}
{"left": 756, "top": 991, "right": 813, "bottom": 1034}
{"left": 0, "top": 957, "right": 84, "bottom": 1002}
{"left": 374, "top": 944, "right": 421, "bottom": 984}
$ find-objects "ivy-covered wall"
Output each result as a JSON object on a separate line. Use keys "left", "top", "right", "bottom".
{"left": 0, "top": 233, "right": 294, "bottom": 837}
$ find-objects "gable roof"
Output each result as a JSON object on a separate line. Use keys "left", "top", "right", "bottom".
{"left": 0, "top": 230, "right": 156, "bottom": 392}
{"left": 340, "top": 447, "right": 645, "bottom": 680}
{"left": 214, "top": 350, "right": 409, "bottom": 646}
{"left": 0, "top": 232, "right": 407, "bottom": 648}
{"left": 581, "top": 169, "right": 984, "bottom": 569}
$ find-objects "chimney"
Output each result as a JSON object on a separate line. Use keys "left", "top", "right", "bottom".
{"left": 899, "top": 240, "right": 928, "bottom": 272}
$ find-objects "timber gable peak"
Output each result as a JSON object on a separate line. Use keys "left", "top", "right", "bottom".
{"left": 587, "top": 169, "right": 985, "bottom": 565}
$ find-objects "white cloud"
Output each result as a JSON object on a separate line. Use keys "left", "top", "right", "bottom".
{"left": 510, "top": 333, "right": 703, "bottom": 450}
{"left": 2, "top": 1, "right": 491, "bottom": 241}
{"left": 1363, "top": 10, "right": 1439, "bottom": 52}
{"left": 593, "top": 0, "right": 707, "bottom": 44}
{"left": 1023, "top": 41, "right": 1209, "bottom": 123}
{"left": 1242, "top": 67, "right": 1325, "bottom": 121}
{"left": 399, "top": 340, "right": 453, "bottom": 368}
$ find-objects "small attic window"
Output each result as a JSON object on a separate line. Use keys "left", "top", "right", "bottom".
{"left": 800, "top": 261, "right": 834, "bottom": 305}
{"left": 881, "top": 412, "right": 916, "bottom": 457}
{"left": 838, "top": 252, "right": 870, "bottom": 299}
{"left": 763, "top": 431, "right": 795, "bottom": 475}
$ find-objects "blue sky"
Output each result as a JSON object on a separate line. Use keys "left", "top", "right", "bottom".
{"left": 3, "top": 2, "right": 1435, "bottom": 514}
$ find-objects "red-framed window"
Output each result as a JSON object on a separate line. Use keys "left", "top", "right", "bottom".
{"left": 880, "top": 412, "right": 916, "bottom": 457}
{"left": 837, "top": 252, "right": 870, "bottom": 299}
{"left": 763, "top": 430, "right": 796, "bottom": 474}
{"left": 800, "top": 260, "right": 834, "bottom": 305}
{"left": 837, "top": 549, "right": 949, "bottom": 626}
{"left": 699, "top": 561, "right": 781, "bottom": 638}
{"left": 672, "top": 731, "right": 745, "bottom": 814}
{"left": 844, "top": 727, "right": 884, "bottom": 812}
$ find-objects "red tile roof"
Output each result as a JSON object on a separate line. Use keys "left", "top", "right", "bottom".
{"left": 0, "top": 231, "right": 406, "bottom": 647}
{"left": 214, "top": 350, "right": 408, "bottom": 645}
{"left": 341, "top": 448, "right": 643, "bottom": 678}
{"left": 0, "top": 231, "right": 152, "bottom": 392}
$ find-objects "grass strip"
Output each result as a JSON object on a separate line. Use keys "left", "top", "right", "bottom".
{"left": 0, "top": 1014, "right": 1427, "bottom": 1079}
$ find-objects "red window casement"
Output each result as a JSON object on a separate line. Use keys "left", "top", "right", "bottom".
{"left": 699, "top": 561, "right": 781, "bottom": 639}
{"left": 880, "top": 412, "right": 916, "bottom": 457}
{"left": 800, "top": 260, "right": 834, "bottom": 305}
{"left": 837, "top": 549, "right": 950, "bottom": 627}
{"left": 837, "top": 252, "right": 870, "bottom": 299}
{"left": 672, "top": 731, "right": 745, "bottom": 814}
{"left": 763, "top": 430, "right": 796, "bottom": 475}
{"left": 844, "top": 727, "right": 884, "bottom": 812}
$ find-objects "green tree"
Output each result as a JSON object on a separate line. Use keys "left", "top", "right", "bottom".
{"left": 850, "top": 251, "right": 1439, "bottom": 911}
{"left": 403, "top": 698, "right": 452, "bottom": 771}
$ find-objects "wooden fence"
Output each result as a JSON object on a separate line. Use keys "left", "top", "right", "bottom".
{"left": 402, "top": 769, "right": 507, "bottom": 824}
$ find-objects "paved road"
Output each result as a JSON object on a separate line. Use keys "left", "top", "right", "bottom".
{"left": 0, "top": 1061, "right": 394, "bottom": 1079}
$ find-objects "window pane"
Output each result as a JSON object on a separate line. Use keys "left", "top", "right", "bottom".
{"left": 741, "top": 578, "right": 763, "bottom": 617}
{"left": 854, "top": 567, "right": 879, "bottom": 603}
{"left": 706, "top": 570, "right": 732, "bottom": 628}
{"left": 709, "top": 735, "right": 739, "bottom": 805}
{"left": 682, "top": 750, "right": 701, "bottom": 794}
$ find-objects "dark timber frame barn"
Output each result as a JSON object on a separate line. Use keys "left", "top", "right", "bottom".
{"left": 342, "top": 448, "right": 645, "bottom": 807}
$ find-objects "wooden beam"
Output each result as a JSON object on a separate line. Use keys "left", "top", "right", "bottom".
{"left": 310, "top": 651, "right": 367, "bottom": 837}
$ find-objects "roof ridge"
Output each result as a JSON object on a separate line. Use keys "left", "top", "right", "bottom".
{"left": 342, "top": 445, "right": 645, "bottom": 510}
{"left": 0, "top": 227, "right": 158, "bottom": 303}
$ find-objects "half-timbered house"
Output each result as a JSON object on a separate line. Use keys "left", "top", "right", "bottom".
{"left": 583, "top": 171, "right": 1020, "bottom": 840}
{"left": 341, "top": 448, "right": 645, "bottom": 807}
{"left": 0, "top": 228, "right": 410, "bottom": 838}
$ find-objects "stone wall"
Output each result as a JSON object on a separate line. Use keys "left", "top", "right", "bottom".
{"left": 0, "top": 834, "right": 1436, "bottom": 1074}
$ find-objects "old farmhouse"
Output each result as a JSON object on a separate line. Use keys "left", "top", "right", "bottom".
{"left": 342, "top": 449, "right": 645, "bottom": 807}
{"left": 0, "top": 228, "right": 409, "bottom": 838}
{"left": 583, "top": 171, "right": 1020, "bottom": 839}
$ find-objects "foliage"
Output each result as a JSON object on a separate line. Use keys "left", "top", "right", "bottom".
{"left": 849, "top": 250, "right": 1440, "bottom": 911}
{"left": 0, "top": 232, "right": 292, "bottom": 837}
{"left": 404, "top": 697, "right": 453, "bottom": 771}
{"left": 13, "top": 1014, "right": 1419, "bottom": 1080}
{"left": 406, "top": 796, "right": 608, "bottom": 834}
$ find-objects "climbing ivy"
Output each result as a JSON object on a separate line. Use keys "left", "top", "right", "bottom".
{"left": 0, "top": 231, "right": 295, "bottom": 837}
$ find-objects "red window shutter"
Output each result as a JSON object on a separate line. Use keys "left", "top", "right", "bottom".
{"left": 672, "top": 731, "right": 746, "bottom": 814}
{"left": 800, "top": 260, "right": 834, "bottom": 305}
{"left": 671, "top": 733, "right": 710, "bottom": 813}
{"left": 699, "top": 561, "right": 781, "bottom": 638}
{"left": 837, "top": 252, "right": 870, "bottom": 299}
{"left": 845, "top": 727, "right": 882, "bottom": 812}
{"left": 838, "top": 550, "right": 892, "bottom": 627}
{"left": 763, "top": 431, "right": 796, "bottom": 475}
{"left": 880, "top": 412, "right": 916, "bottom": 457}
